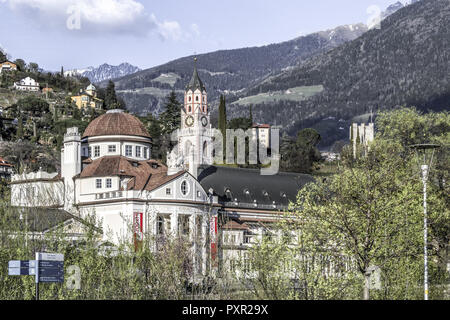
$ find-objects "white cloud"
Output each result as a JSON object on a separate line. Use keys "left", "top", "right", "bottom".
{"left": 3, "top": 0, "right": 154, "bottom": 36}
{"left": 190, "top": 23, "right": 200, "bottom": 37}
{"left": 151, "top": 15, "right": 200, "bottom": 42}
{"left": 153, "top": 17, "right": 183, "bottom": 41}
{"left": 3, "top": 0, "right": 201, "bottom": 41}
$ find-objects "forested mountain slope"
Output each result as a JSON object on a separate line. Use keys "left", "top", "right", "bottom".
{"left": 229, "top": 0, "right": 449, "bottom": 146}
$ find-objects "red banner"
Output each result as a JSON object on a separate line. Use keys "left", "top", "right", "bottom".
{"left": 210, "top": 216, "right": 218, "bottom": 266}
{"left": 133, "top": 212, "right": 143, "bottom": 251}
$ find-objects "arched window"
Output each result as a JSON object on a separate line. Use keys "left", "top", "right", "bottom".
{"left": 196, "top": 96, "right": 199, "bottom": 102}
{"left": 188, "top": 106, "right": 191, "bottom": 113}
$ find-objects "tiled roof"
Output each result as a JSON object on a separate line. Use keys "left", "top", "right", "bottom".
{"left": 5, "top": 208, "right": 100, "bottom": 233}
{"left": 82, "top": 110, "right": 151, "bottom": 139}
{"left": 253, "top": 124, "right": 271, "bottom": 129}
{"left": 222, "top": 219, "right": 249, "bottom": 230}
{"left": 80, "top": 156, "right": 186, "bottom": 192}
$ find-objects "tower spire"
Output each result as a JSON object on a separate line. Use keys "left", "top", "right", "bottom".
{"left": 186, "top": 57, "right": 205, "bottom": 92}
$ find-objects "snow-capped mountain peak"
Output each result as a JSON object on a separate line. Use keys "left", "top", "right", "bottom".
{"left": 382, "top": 0, "right": 421, "bottom": 19}
{"left": 64, "top": 63, "right": 141, "bottom": 83}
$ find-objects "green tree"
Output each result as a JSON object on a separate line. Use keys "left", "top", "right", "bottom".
{"left": 146, "top": 114, "right": 163, "bottom": 160}
{"left": 218, "top": 95, "right": 227, "bottom": 161}
{"left": 0, "top": 50, "right": 6, "bottom": 63}
{"left": 160, "top": 91, "right": 181, "bottom": 135}
{"left": 14, "top": 96, "right": 50, "bottom": 118}
{"left": 28, "top": 62, "right": 39, "bottom": 73}
{"left": 227, "top": 117, "right": 252, "bottom": 130}
{"left": 16, "top": 113, "right": 24, "bottom": 140}
{"left": 280, "top": 128, "right": 322, "bottom": 173}
{"left": 249, "top": 108, "right": 449, "bottom": 300}
{"left": 14, "top": 59, "right": 25, "bottom": 71}
{"left": 104, "top": 80, "right": 123, "bottom": 110}
{"left": 72, "top": 106, "right": 81, "bottom": 120}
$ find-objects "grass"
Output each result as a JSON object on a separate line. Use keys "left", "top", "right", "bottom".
{"left": 232, "top": 85, "right": 324, "bottom": 106}
{"left": 151, "top": 73, "right": 181, "bottom": 87}
{"left": 117, "top": 87, "right": 184, "bottom": 98}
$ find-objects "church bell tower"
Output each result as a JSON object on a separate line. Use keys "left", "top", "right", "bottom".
{"left": 178, "top": 58, "right": 213, "bottom": 175}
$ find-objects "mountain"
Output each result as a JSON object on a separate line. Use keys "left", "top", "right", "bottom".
{"left": 106, "top": 24, "right": 368, "bottom": 115}
{"left": 227, "top": 0, "right": 449, "bottom": 147}
{"left": 382, "top": 0, "right": 421, "bottom": 18}
{"left": 65, "top": 63, "right": 141, "bottom": 83}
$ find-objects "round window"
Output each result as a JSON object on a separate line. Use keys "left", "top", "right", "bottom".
{"left": 181, "top": 180, "right": 189, "bottom": 196}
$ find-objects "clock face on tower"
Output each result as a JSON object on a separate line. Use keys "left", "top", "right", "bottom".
{"left": 185, "top": 115, "right": 194, "bottom": 127}
{"left": 201, "top": 116, "right": 208, "bottom": 127}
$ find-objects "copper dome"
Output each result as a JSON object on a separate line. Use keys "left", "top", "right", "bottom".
{"left": 82, "top": 110, "right": 151, "bottom": 139}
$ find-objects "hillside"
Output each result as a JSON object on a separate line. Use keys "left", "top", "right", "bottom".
{"left": 106, "top": 24, "right": 368, "bottom": 115}
{"left": 228, "top": 0, "right": 450, "bottom": 146}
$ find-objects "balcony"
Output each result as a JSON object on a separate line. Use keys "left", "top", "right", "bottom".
{"left": 95, "top": 191, "right": 124, "bottom": 200}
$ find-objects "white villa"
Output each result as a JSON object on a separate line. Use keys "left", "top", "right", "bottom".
{"left": 10, "top": 61, "right": 313, "bottom": 275}
{"left": 13, "top": 77, "right": 40, "bottom": 92}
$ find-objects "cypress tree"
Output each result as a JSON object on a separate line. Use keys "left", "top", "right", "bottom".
{"left": 73, "top": 106, "right": 81, "bottom": 120}
{"left": 249, "top": 104, "right": 253, "bottom": 125}
{"left": 53, "top": 107, "right": 58, "bottom": 124}
{"left": 105, "top": 80, "right": 118, "bottom": 110}
{"left": 218, "top": 95, "right": 227, "bottom": 161}
{"left": 147, "top": 114, "right": 162, "bottom": 159}
{"left": 17, "top": 112, "right": 23, "bottom": 140}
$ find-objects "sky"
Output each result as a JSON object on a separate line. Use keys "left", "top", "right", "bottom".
{"left": 0, "top": 0, "right": 404, "bottom": 71}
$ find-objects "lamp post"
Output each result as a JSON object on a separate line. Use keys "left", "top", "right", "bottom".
{"left": 409, "top": 144, "right": 440, "bottom": 301}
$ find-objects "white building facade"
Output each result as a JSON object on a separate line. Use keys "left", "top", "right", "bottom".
{"left": 13, "top": 77, "right": 40, "bottom": 91}
{"left": 10, "top": 60, "right": 313, "bottom": 277}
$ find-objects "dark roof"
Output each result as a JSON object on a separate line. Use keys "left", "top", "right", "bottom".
{"left": 7, "top": 208, "right": 87, "bottom": 233}
{"left": 82, "top": 110, "right": 151, "bottom": 139}
{"left": 198, "top": 165, "right": 314, "bottom": 210}
{"left": 80, "top": 156, "right": 186, "bottom": 192}
{"left": 185, "top": 59, "right": 206, "bottom": 92}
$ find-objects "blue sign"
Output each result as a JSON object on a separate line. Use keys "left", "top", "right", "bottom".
{"left": 8, "top": 260, "right": 36, "bottom": 276}
{"left": 39, "top": 268, "right": 64, "bottom": 277}
{"left": 39, "top": 261, "right": 64, "bottom": 268}
{"left": 8, "top": 267, "right": 35, "bottom": 276}
{"left": 8, "top": 260, "right": 36, "bottom": 269}
{"left": 37, "top": 259, "right": 64, "bottom": 283}
{"left": 39, "top": 275, "right": 64, "bottom": 283}
{"left": 9, "top": 254, "right": 65, "bottom": 284}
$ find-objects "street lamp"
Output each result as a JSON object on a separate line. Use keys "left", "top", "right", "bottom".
{"left": 409, "top": 144, "right": 440, "bottom": 301}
